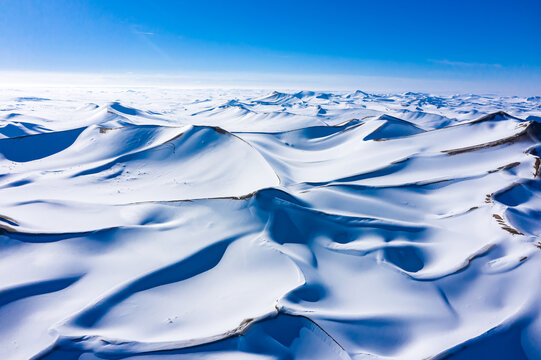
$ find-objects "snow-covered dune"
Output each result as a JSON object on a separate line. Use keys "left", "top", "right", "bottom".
{"left": 0, "top": 89, "right": 540, "bottom": 360}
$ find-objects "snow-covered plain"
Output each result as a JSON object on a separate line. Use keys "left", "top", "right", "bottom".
{"left": 0, "top": 88, "right": 540, "bottom": 360}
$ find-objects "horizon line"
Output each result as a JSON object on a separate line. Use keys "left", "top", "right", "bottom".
{"left": 0, "top": 70, "right": 539, "bottom": 97}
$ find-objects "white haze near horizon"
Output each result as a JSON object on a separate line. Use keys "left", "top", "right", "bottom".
{"left": 1, "top": 71, "right": 539, "bottom": 96}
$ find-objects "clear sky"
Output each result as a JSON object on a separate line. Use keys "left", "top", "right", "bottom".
{"left": 1, "top": 0, "right": 540, "bottom": 94}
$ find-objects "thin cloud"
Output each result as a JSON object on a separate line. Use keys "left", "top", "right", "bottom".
{"left": 430, "top": 59, "right": 503, "bottom": 68}
{"left": 129, "top": 26, "right": 172, "bottom": 63}
{"left": 132, "top": 30, "right": 154, "bottom": 36}
{"left": 130, "top": 24, "right": 155, "bottom": 36}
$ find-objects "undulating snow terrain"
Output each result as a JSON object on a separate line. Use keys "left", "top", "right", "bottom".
{"left": 1, "top": 88, "right": 541, "bottom": 360}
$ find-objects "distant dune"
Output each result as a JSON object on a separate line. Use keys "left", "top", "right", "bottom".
{"left": 0, "top": 89, "right": 540, "bottom": 359}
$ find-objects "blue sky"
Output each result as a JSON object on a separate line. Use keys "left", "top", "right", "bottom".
{"left": 1, "top": 0, "right": 540, "bottom": 93}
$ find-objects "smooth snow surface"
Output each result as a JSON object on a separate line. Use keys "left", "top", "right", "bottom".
{"left": 1, "top": 88, "right": 541, "bottom": 360}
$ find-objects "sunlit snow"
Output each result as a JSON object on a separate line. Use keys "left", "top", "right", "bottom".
{"left": 0, "top": 88, "right": 540, "bottom": 359}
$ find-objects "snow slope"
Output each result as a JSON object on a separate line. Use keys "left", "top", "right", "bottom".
{"left": 0, "top": 88, "right": 540, "bottom": 360}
